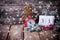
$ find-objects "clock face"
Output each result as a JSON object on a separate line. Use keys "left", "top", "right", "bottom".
{"left": 27, "top": 19, "right": 35, "bottom": 26}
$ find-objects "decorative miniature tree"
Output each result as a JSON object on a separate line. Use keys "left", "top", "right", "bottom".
{"left": 23, "top": 3, "right": 34, "bottom": 18}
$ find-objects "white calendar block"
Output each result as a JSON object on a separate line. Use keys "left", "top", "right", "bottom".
{"left": 39, "top": 15, "right": 55, "bottom": 27}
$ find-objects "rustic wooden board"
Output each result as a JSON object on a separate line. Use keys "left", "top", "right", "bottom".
{"left": 24, "top": 28, "right": 40, "bottom": 40}
{"left": 0, "top": 25, "right": 9, "bottom": 40}
{"left": 24, "top": 28, "right": 57, "bottom": 40}
{"left": 9, "top": 25, "right": 23, "bottom": 40}
{"left": 0, "top": 25, "right": 57, "bottom": 40}
{"left": 39, "top": 30, "right": 56, "bottom": 40}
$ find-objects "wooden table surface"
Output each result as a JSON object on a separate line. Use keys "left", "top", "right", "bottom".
{"left": 9, "top": 25, "right": 23, "bottom": 40}
{"left": 0, "top": 25, "right": 59, "bottom": 40}
{"left": 24, "top": 28, "right": 57, "bottom": 40}
{"left": 0, "top": 25, "right": 9, "bottom": 40}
